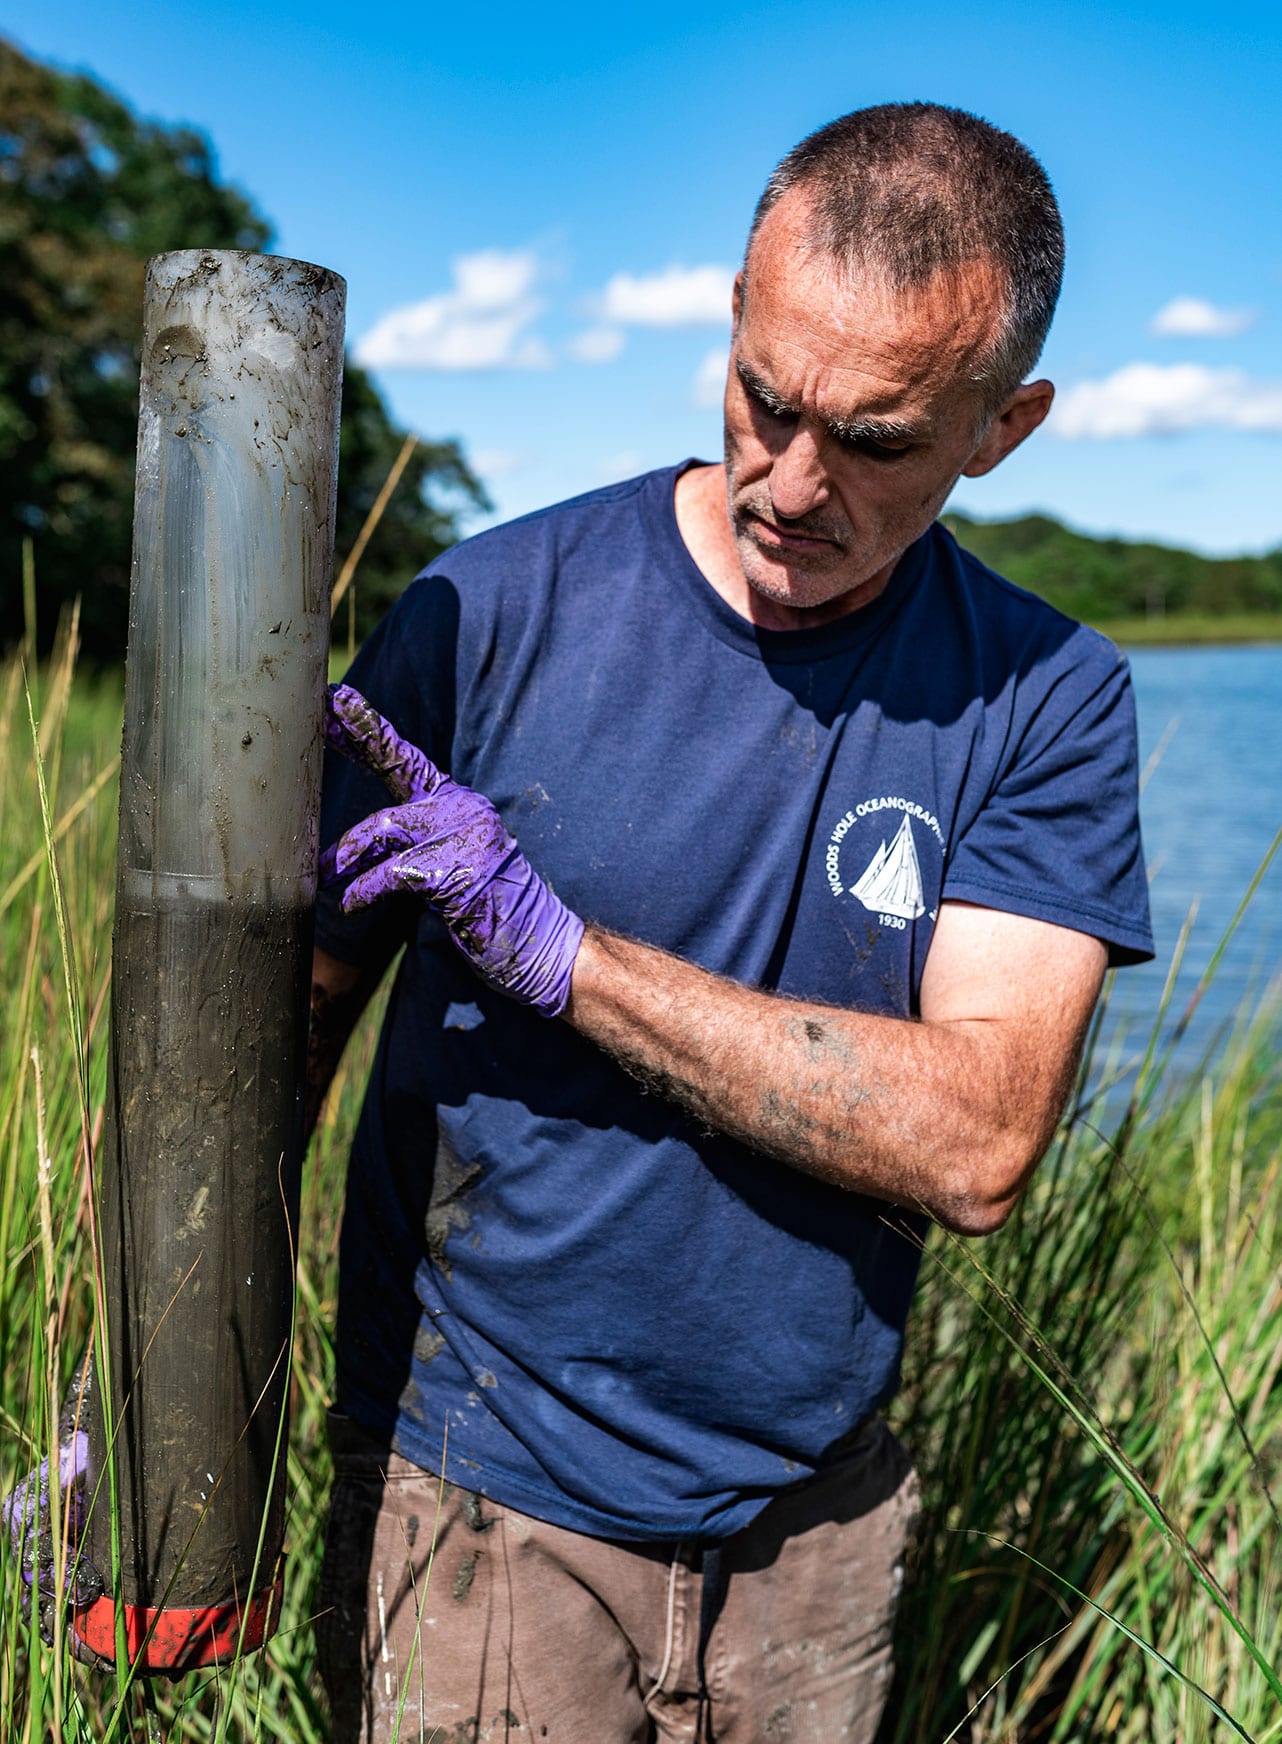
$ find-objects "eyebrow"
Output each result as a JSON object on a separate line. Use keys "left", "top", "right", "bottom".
{"left": 735, "top": 359, "right": 925, "bottom": 447}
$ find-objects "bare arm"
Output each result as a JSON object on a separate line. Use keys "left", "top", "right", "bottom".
{"left": 304, "top": 945, "right": 379, "bottom": 1144}
{"left": 564, "top": 901, "right": 1107, "bottom": 1236}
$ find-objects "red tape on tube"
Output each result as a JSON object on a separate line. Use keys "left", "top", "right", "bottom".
{"left": 74, "top": 1575, "right": 283, "bottom": 1672}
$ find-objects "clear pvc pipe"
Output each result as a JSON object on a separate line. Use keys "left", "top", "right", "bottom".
{"left": 82, "top": 251, "right": 345, "bottom": 1671}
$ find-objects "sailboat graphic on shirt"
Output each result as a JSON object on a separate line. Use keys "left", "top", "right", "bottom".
{"left": 851, "top": 814, "right": 925, "bottom": 920}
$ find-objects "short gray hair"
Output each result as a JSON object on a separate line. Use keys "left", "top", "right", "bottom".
{"left": 747, "top": 103, "right": 1065, "bottom": 412}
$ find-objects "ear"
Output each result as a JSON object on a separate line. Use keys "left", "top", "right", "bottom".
{"left": 961, "top": 379, "right": 1054, "bottom": 478}
{"left": 732, "top": 270, "right": 744, "bottom": 332}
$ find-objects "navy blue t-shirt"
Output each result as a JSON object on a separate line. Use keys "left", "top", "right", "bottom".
{"left": 316, "top": 460, "right": 1153, "bottom": 1542}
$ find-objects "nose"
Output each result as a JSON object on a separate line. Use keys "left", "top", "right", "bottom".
{"left": 769, "top": 424, "right": 830, "bottom": 521}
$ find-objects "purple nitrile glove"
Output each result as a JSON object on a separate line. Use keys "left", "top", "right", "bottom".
{"left": 322, "top": 683, "right": 585, "bottom": 1018}
{"left": 3, "top": 1356, "right": 104, "bottom": 1648}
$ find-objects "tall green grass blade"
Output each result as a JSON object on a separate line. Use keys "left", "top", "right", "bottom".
{"left": 962, "top": 1531, "right": 1259, "bottom": 1742}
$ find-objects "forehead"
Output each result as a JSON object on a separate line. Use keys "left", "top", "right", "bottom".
{"left": 740, "top": 196, "right": 1004, "bottom": 420}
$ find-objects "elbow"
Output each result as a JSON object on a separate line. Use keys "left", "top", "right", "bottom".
{"left": 936, "top": 1188, "right": 1020, "bottom": 1239}
{"left": 931, "top": 1134, "right": 1047, "bottom": 1238}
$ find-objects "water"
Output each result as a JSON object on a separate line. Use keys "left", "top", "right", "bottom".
{"left": 1102, "top": 643, "right": 1282, "bottom": 1074}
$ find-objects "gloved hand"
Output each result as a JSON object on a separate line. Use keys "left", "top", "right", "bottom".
{"left": 3, "top": 1356, "right": 104, "bottom": 1649}
{"left": 322, "top": 683, "right": 585, "bottom": 1018}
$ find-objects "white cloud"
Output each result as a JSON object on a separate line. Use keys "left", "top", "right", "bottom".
{"left": 568, "top": 326, "right": 626, "bottom": 364}
{"left": 594, "top": 450, "right": 644, "bottom": 482}
{"left": 355, "top": 250, "right": 551, "bottom": 371}
{"left": 692, "top": 347, "right": 730, "bottom": 410}
{"left": 471, "top": 448, "right": 528, "bottom": 479}
{"left": 598, "top": 264, "right": 735, "bottom": 328}
{"left": 1049, "top": 363, "right": 1282, "bottom": 439}
{"left": 1151, "top": 296, "right": 1256, "bottom": 338}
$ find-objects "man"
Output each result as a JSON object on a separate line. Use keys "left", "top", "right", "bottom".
{"left": 310, "top": 103, "right": 1153, "bottom": 1743}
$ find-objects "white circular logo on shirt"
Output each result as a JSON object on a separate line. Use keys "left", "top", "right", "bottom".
{"left": 825, "top": 798, "right": 943, "bottom": 927}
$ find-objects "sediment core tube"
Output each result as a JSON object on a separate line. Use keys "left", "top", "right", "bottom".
{"left": 82, "top": 251, "right": 345, "bottom": 1672}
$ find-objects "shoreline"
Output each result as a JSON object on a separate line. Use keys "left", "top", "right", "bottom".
{"left": 1090, "top": 613, "right": 1282, "bottom": 647}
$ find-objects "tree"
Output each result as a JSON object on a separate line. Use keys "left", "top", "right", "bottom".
{"left": 0, "top": 37, "right": 487, "bottom": 660}
{"left": 942, "top": 510, "right": 1282, "bottom": 625}
{"left": 334, "top": 365, "right": 491, "bottom": 650}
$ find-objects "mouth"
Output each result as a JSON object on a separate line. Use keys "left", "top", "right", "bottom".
{"left": 746, "top": 512, "right": 843, "bottom": 557}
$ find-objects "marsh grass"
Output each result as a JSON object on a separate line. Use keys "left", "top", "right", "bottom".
{"left": 0, "top": 628, "right": 1277, "bottom": 1740}
{"left": 887, "top": 967, "right": 1282, "bottom": 1740}
{"left": 1101, "top": 614, "right": 1282, "bottom": 648}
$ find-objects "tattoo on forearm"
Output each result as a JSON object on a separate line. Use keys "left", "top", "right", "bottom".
{"left": 576, "top": 926, "right": 885, "bottom": 1177}
{"left": 757, "top": 1087, "right": 824, "bottom": 1155}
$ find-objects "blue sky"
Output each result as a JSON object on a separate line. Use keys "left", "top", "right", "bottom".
{"left": 8, "top": 0, "right": 1281, "bottom": 554}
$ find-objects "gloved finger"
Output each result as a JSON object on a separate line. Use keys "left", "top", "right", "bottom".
{"left": 35, "top": 1542, "right": 102, "bottom": 1605}
{"left": 325, "top": 684, "right": 442, "bottom": 803}
{"left": 320, "top": 812, "right": 423, "bottom": 885}
{"left": 339, "top": 849, "right": 469, "bottom": 914}
{"left": 65, "top": 1547, "right": 103, "bottom": 1608}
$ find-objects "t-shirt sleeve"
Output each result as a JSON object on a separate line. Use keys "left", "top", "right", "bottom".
{"left": 942, "top": 633, "right": 1154, "bottom": 965}
{"left": 314, "top": 571, "right": 461, "bottom": 971}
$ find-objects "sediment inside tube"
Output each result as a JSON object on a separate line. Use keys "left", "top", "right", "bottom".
{"left": 91, "top": 894, "right": 311, "bottom": 1607}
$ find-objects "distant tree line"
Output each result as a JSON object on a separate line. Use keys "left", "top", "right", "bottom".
{"left": 0, "top": 37, "right": 488, "bottom": 662}
{"left": 943, "top": 511, "right": 1282, "bottom": 625}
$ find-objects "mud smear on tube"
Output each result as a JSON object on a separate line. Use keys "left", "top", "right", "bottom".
{"left": 89, "top": 893, "right": 311, "bottom": 1609}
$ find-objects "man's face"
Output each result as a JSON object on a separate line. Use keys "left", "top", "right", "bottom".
{"left": 723, "top": 193, "right": 1041, "bottom": 621}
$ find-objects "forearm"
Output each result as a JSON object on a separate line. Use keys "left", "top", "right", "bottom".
{"left": 565, "top": 925, "right": 1074, "bottom": 1235}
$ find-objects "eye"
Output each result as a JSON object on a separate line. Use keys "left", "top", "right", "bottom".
{"left": 736, "top": 367, "right": 797, "bottom": 426}
{"left": 837, "top": 433, "right": 913, "bottom": 463}
{"left": 749, "top": 387, "right": 795, "bottom": 425}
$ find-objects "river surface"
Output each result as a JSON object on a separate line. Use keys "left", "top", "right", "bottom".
{"left": 1100, "top": 643, "right": 1282, "bottom": 1078}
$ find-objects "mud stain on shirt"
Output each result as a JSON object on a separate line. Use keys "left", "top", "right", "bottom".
{"left": 426, "top": 1131, "right": 482, "bottom": 1280}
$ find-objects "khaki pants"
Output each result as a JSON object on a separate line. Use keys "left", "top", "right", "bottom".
{"left": 316, "top": 1411, "right": 918, "bottom": 1744}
